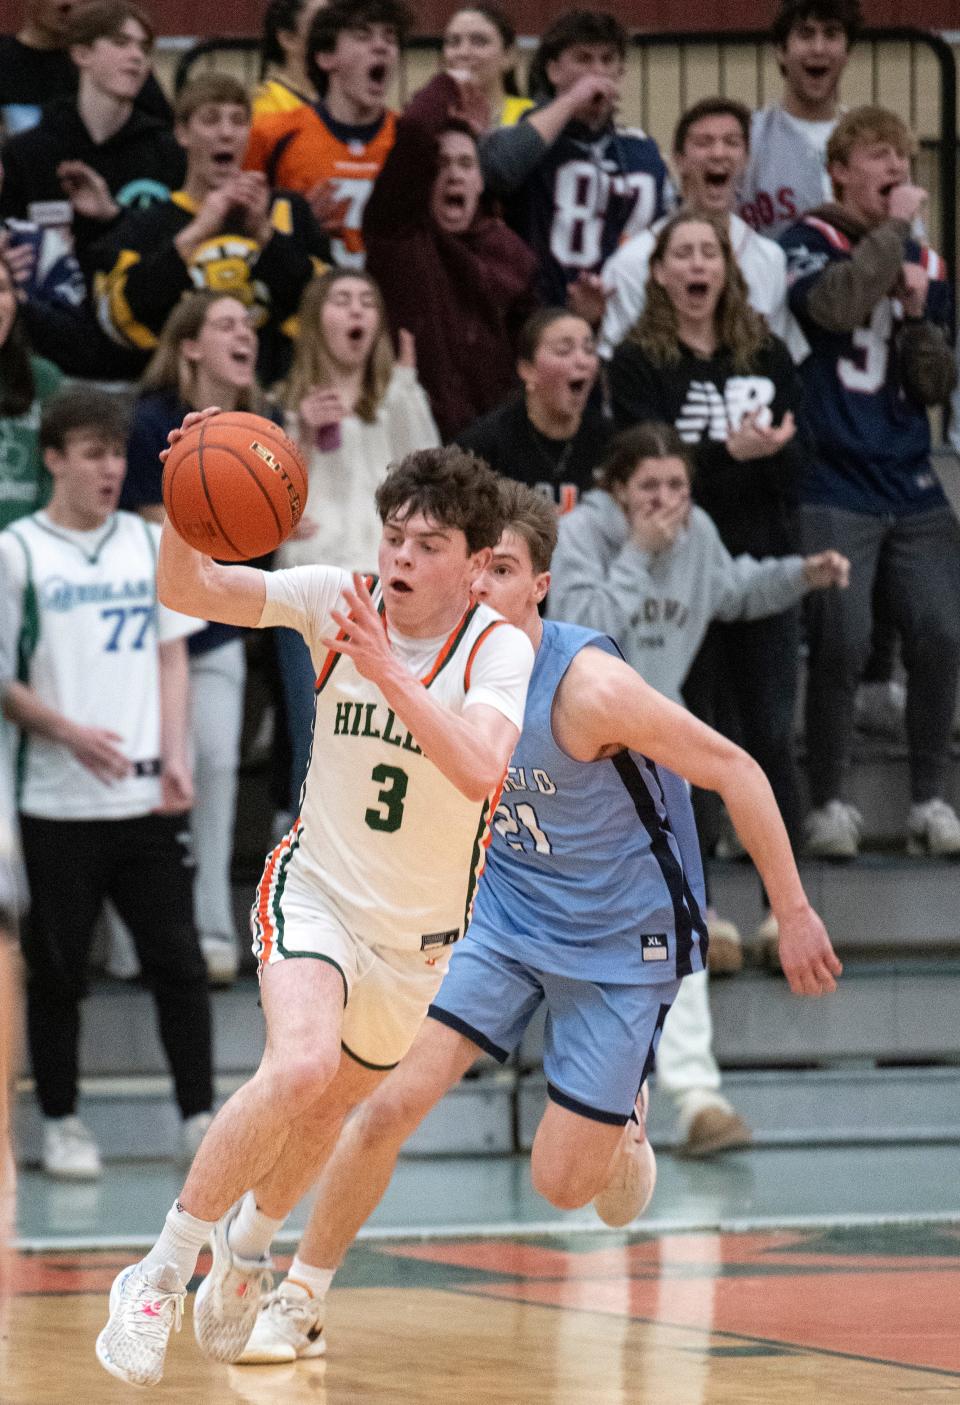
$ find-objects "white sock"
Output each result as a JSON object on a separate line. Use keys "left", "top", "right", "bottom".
{"left": 287, "top": 1255, "right": 336, "bottom": 1300}
{"left": 141, "top": 1200, "right": 216, "bottom": 1286}
{"left": 226, "top": 1190, "right": 285, "bottom": 1262}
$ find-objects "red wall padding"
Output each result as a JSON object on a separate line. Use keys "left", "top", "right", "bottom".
{"left": 0, "top": 0, "right": 956, "bottom": 39}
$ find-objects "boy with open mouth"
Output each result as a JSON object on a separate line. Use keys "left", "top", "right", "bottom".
{"left": 738, "top": 0, "right": 862, "bottom": 238}
{"left": 244, "top": 0, "right": 410, "bottom": 269}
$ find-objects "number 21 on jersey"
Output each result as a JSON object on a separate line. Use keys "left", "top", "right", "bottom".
{"left": 494, "top": 799, "right": 552, "bottom": 854}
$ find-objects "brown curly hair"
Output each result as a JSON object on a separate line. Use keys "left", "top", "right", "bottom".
{"left": 631, "top": 211, "right": 771, "bottom": 372}
{"left": 375, "top": 446, "right": 505, "bottom": 554}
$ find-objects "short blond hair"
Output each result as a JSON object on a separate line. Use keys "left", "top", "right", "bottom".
{"left": 827, "top": 105, "right": 917, "bottom": 183}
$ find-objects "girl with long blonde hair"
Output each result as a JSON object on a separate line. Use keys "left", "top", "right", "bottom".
{"left": 275, "top": 267, "right": 438, "bottom": 813}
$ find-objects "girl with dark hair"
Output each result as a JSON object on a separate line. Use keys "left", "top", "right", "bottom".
{"left": 608, "top": 210, "right": 832, "bottom": 961}
{"left": 457, "top": 306, "right": 608, "bottom": 510}
{"left": 0, "top": 251, "right": 61, "bottom": 531}
{"left": 254, "top": 0, "right": 328, "bottom": 115}
{"left": 442, "top": 6, "right": 533, "bottom": 130}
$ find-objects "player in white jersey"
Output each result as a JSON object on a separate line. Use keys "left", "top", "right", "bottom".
{"left": 215, "top": 481, "right": 841, "bottom": 1368}
{"left": 0, "top": 387, "right": 214, "bottom": 1183}
{"left": 97, "top": 440, "right": 534, "bottom": 1389}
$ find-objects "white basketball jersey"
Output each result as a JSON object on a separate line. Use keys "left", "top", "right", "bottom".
{"left": 257, "top": 565, "right": 533, "bottom": 951}
{"left": 0, "top": 510, "right": 200, "bottom": 819}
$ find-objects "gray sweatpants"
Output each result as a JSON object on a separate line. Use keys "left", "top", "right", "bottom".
{"left": 800, "top": 503, "right": 960, "bottom": 805}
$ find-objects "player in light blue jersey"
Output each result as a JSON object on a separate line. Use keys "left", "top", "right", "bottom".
{"left": 222, "top": 479, "right": 841, "bottom": 1366}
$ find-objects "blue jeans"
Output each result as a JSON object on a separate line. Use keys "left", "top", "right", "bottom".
{"left": 274, "top": 627, "right": 315, "bottom": 811}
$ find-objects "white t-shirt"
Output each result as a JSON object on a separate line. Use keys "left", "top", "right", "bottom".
{"left": 258, "top": 565, "right": 534, "bottom": 950}
{"left": 0, "top": 511, "right": 201, "bottom": 820}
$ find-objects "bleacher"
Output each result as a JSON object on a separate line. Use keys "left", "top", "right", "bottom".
{"left": 10, "top": 23, "right": 960, "bottom": 1168}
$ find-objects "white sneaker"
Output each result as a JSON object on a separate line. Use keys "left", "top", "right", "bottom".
{"left": 705, "top": 911, "right": 743, "bottom": 975}
{"left": 804, "top": 800, "right": 862, "bottom": 858}
{"left": 180, "top": 1111, "right": 214, "bottom": 1162}
{"left": 855, "top": 679, "right": 906, "bottom": 738}
{"left": 756, "top": 911, "right": 780, "bottom": 970}
{"left": 95, "top": 1261, "right": 185, "bottom": 1387}
{"left": 42, "top": 1116, "right": 102, "bottom": 1180}
{"left": 237, "top": 1278, "right": 326, "bottom": 1364}
{"left": 200, "top": 933, "right": 238, "bottom": 987}
{"left": 592, "top": 1085, "right": 656, "bottom": 1228}
{"left": 193, "top": 1202, "right": 275, "bottom": 1363}
{"left": 907, "top": 799, "right": 960, "bottom": 856}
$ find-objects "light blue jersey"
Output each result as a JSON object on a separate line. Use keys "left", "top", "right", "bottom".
{"left": 470, "top": 619, "right": 707, "bottom": 985}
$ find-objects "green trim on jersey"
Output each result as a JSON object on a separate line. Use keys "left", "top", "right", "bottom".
{"left": 31, "top": 512, "right": 119, "bottom": 565}
{"left": 8, "top": 527, "right": 39, "bottom": 802}
{"left": 314, "top": 575, "right": 383, "bottom": 697}
{"left": 426, "top": 602, "right": 479, "bottom": 689}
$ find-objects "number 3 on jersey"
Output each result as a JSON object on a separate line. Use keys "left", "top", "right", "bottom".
{"left": 494, "top": 800, "right": 552, "bottom": 854}
{"left": 365, "top": 763, "right": 408, "bottom": 832}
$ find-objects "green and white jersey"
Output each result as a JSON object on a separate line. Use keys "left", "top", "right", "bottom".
{"left": 258, "top": 565, "right": 534, "bottom": 952}
{"left": 0, "top": 510, "right": 200, "bottom": 820}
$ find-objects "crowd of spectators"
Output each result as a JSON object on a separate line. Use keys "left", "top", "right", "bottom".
{"left": 1, "top": 0, "right": 958, "bottom": 1170}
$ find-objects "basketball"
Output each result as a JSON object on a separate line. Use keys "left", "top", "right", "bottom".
{"left": 162, "top": 411, "right": 309, "bottom": 561}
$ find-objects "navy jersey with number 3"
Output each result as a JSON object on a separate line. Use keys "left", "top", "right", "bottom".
{"left": 781, "top": 213, "right": 952, "bottom": 515}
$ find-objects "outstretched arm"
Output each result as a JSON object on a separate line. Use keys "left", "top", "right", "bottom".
{"left": 563, "top": 648, "right": 842, "bottom": 996}
{"left": 157, "top": 521, "right": 266, "bottom": 626}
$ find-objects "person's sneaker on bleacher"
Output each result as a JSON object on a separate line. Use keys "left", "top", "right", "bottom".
{"left": 42, "top": 1115, "right": 102, "bottom": 1179}
{"left": 237, "top": 1278, "right": 326, "bottom": 1364}
{"left": 854, "top": 679, "right": 906, "bottom": 737}
{"left": 705, "top": 910, "right": 743, "bottom": 975}
{"left": 804, "top": 800, "right": 862, "bottom": 858}
{"left": 907, "top": 799, "right": 960, "bottom": 857}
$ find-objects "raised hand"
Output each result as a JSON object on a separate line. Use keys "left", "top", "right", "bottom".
{"left": 57, "top": 160, "right": 119, "bottom": 221}
{"left": 566, "top": 272, "right": 607, "bottom": 328}
{"left": 305, "top": 179, "right": 351, "bottom": 235}
{"left": 159, "top": 407, "right": 221, "bottom": 465}
{"left": 726, "top": 409, "right": 797, "bottom": 462}
{"left": 320, "top": 574, "right": 396, "bottom": 688}
{"left": 888, "top": 183, "right": 927, "bottom": 226}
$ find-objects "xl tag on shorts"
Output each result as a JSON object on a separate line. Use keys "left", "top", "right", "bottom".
{"left": 421, "top": 928, "right": 459, "bottom": 951}
{"left": 641, "top": 934, "right": 669, "bottom": 962}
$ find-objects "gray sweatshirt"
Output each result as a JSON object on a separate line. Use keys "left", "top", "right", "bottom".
{"left": 548, "top": 489, "right": 808, "bottom": 703}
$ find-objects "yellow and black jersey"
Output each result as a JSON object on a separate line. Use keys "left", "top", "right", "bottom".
{"left": 89, "top": 189, "right": 330, "bottom": 381}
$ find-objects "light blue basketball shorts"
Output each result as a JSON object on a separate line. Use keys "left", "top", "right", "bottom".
{"left": 428, "top": 927, "right": 680, "bottom": 1125}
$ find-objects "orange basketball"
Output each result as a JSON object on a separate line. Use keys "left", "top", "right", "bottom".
{"left": 162, "top": 411, "right": 308, "bottom": 561}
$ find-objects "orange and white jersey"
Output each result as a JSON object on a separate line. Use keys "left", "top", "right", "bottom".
{"left": 245, "top": 106, "right": 397, "bottom": 267}
{"left": 254, "top": 565, "right": 534, "bottom": 952}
